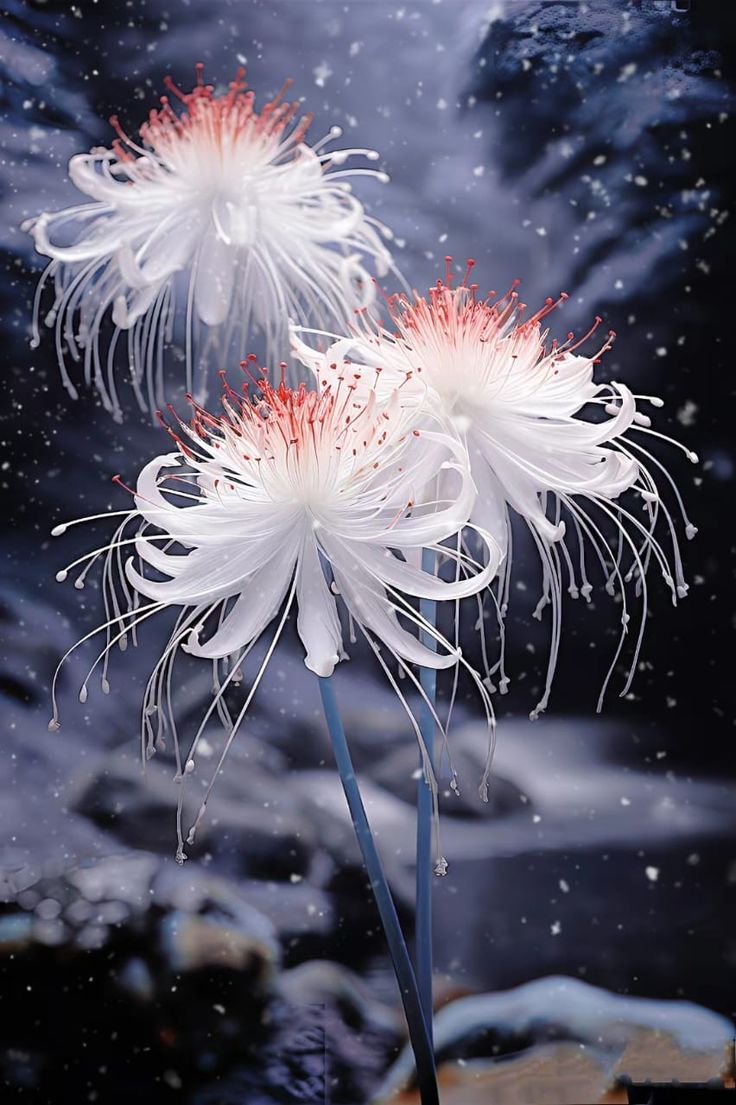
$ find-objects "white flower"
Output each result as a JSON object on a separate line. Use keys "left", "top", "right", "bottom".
{"left": 50, "top": 365, "right": 500, "bottom": 857}
{"left": 23, "top": 66, "right": 393, "bottom": 419}
{"left": 292, "top": 260, "right": 698, "bottom": 718}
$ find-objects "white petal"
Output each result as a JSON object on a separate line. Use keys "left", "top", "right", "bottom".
{"left": 296, "top": 536, "right": 343, "bottom": 677}
{"left": 194, "top": 231, "right": 236, "bottom": 327}
{"left": 112, "top": 284, "right": 159, "bottom": 329}
{"left": 468, "top": 440, "right": 509, "bottom": 561}
{"left": 134, "top": 455, "right": 204, "bottom": 537}
{"left": 185, "top": 551, "right": 298, "bottom": 659}
{"left": 329, "top": 554, "right": 458, "bottom": 671}
{"left": 474, "top": 429, "right": 565, "bottom": 544}
{"left": 68, "top": 153, "right": 128, "bottom": 204}
{"left": 333, "top": 536, "right": 498, "bottom": 602}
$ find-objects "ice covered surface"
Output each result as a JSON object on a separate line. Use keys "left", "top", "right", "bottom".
{"left": 379, "top": 974, "right": 734, "bottom": 1102}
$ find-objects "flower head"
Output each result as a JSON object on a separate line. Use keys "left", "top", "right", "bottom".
{"left": 23, "top": 65, "right": 392, "bottom": 419}
{"left": 292, "top": 260, "right": 698, "bottom": 717}
{"left": 50, "top": 363, "right": 499, "bottom": 857}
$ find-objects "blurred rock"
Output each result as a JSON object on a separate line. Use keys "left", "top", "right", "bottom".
{"left": 71, "top": 749, "right": 316, "bottom": 881}
{"left": 278, "top": 959, "right": 402, "bottom": 1036}
{"left": 370, "top": 739, "right": 528, "bottom": 821}
{"left": 290, "top": 769, "right": 417, "bottom": 909}
{"left": 383, "top": 1042, "right": 614, "bottom": 1105}
{"left": 378, "top": 975, "right": 734, "bottom": 1103}
{"left": 0, "top": 851, "right": 280, "bottom": 1101}
{"left": 189, "top": 962, "right": 404, "bottom": 1105}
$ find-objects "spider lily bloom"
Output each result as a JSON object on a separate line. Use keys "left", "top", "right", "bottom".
{"left": 49, "top": 365, "right": 500, "bottom": 859}
{"left": 23, "top": 65, "right": 392, "bottom": 420}
{"left": 292, "top": 260, "right": 698, "bottom": 719}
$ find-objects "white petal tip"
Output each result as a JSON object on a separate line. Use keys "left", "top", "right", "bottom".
{"left": 434, "top": 857, "right": 448, "bottom": 877}
{"left": 111, "top": 295, "right": 130, "bottom": 329}
{"left": 55, "top": 570, "right": 67, "bottom": 583}
{"left": 48, "top": 718, "right": 60, "bottom": 732}
{"left": 685, "top": 524, "right": 698, "bottom": 540}
{"left": 305, "top": 654, "right": 340, "bottom": 677}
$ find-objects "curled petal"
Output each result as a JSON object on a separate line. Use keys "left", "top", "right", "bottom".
{"left": 185, "top": 549, "right": 298, "bottom": 659}
{"left": 331, "top": 557, "right": 460, "bottom": 671}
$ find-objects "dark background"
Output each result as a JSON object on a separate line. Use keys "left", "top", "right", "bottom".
{"left": 1, "top": 2, "right": 735, "bottom": 1102}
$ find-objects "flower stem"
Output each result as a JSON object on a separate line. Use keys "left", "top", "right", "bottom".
{"left": 417, "top": 547, "right": 437, "bottom": 1042}
{"left": 318, "top": 675, "right": 439, "bottom": 1105}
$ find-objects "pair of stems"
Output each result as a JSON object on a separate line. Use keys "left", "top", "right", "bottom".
{"left": 317, "top": 551, "right": 439, "bottom": 1104}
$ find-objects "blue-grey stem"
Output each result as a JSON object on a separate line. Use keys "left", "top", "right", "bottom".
{"left": 318, "top": 674, "right": 439, "bottom": 1105}
{"left": 417, "top": 546, "right": 437, "bottom": 1042}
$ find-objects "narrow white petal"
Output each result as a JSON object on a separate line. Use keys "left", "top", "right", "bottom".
{"left": 194, "top": 231, "right": 236, "bottom": 327}
{"left": 296, "top": 536, "right": 343, "bottom": 677}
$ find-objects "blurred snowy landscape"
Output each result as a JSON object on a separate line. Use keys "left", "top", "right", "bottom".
{"left": 1, "top": 1, "right": 735, "bottom": 1101}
